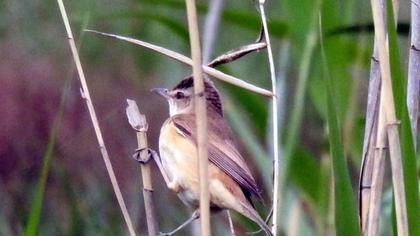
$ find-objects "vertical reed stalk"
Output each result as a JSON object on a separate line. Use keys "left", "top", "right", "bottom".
{"left": 202, "top": 1, "right": 235, "bottom": 233}
{"left": 365, "top": 97, "right": 387, "bottom": 236}
{"left": 126, "top": 100, "right": 158, "bottom": 236}
{"left": 359, "top": 43, "right": 381, "bottom": 233}
{"left": 407, "top": 0, "right": 420, "bottom": 143}
{"left": 257, "top": 1, "right": 278, "bottom": 235}
{"left": 370, "top": 0, "right": 408, "bottom": 235}
{"left": 56, "top": 1, "right": 136, "bottom": 236}
{"left": 184, "top": 0, "right": 211, "bottom": 235}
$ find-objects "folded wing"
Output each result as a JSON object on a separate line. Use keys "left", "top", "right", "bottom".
{"left": 171, "top": 114, "right": 261, "bottom": 199}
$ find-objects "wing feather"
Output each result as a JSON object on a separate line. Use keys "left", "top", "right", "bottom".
{"left": 171, "top": 114, "right": 261, "bottom": 198}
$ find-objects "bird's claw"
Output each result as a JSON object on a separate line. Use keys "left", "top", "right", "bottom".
{"left": 132, "top": 148, "right": 152, "bottom": 164}
{"left": 159, "top": 232, "right": 172, "bottom": 236}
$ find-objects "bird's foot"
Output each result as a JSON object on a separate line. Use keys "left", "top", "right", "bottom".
{"left": 168, "top": 180, "right": 181, "bottom": 193}
{"left": 159, "top": 232, "right": 172, "bottom": 236}
{"left": 132, "top": 148, "right": 154, "bottom": 164}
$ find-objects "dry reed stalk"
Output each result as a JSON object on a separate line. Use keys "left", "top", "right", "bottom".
{"left": 365, "top": 99, "right": 387, "bottom": 236}
{"left": 257, "top": 1, "right": 278, "bottom": 235}
{"left": 359, "top": 44, "right": 381, "bottom": 234}
{"left": 184, "top": 0, "right": 211, "bottom": 235}
{"left": 201, "top": 1, "right": 237, "bottom": 233}
{"left": 360, "top": 0, "right": 399, "bottom": 233}
{"left": 84, "top": 30, "right": 273, "bottom": 97}
{"left": 407, "top": 0, "right": 420, "bottom": 143}
{"left": 126, "top": 100, "right": 158, "bottom": 236}
{"left": 370, "top": 0, "right": 408, "bottom": 235}
{"left": 56, "top": 1, "right": 136, "bottom": 236}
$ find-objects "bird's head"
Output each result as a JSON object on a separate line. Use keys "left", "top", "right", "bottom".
{"left": 152, "top": 77, "right": 223, "bottom": 117}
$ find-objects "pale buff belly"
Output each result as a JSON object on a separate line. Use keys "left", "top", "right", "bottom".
{"left": 159, "top": 122, "right": 200, "bottom": 208}
{"left": 158, "top": 120, "right": 246, "bottom": 213}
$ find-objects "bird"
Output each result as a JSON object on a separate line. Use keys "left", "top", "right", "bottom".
{"left": 152, "top": 76, "right": 273, "bottom": 236}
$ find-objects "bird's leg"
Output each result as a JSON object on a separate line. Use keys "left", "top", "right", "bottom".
{"left": 133, "top": 148, "right": 180, "bottom": 192}
{"left": 167, "top": 178, "right": 181, "bottom": 193}
{"left": 159, "top": 210, "right": 200, "bottom": 236}
{"left": 148, "top": 148, "right": 178, "bottom": 191}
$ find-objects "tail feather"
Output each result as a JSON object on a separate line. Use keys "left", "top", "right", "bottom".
{"left": 239, "top": 201, "right": 273, "bottom": 236}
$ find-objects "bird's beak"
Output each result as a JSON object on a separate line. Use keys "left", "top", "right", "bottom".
{"left": 151, "top": 87, "right": 170, "bottom": 99}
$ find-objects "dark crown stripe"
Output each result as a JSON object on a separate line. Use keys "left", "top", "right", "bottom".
{"left": 173, "top": 77, "right": 223, "bottom": 116}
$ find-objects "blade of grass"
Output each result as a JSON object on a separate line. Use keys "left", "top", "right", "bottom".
{"left": 24, "top": 80, "right": 70, "bottom": 236}
{"left": 279, "top": 0, "right": 320, "bottom": 233}
{"left": 106, "top": 11, "right": 190, "bottom": 41}
{"left": 289, "top": 148, "right": 323, "bottom": 210}
{"left": 386, "top": 0, "right": 420, "bottom": 234}
{"left": 129, "top": 0, "right": 290, "bottom": 38}
{"left": 319, "top": 13, "right": 361, "bottom": 236}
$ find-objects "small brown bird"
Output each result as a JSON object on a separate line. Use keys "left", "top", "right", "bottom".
{"left": 152, "top": 77, "right": 273, "bottom": 236}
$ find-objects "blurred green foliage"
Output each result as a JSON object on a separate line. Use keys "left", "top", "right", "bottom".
{"left": 0, "top": 0, "right": 416, "bottom": 235}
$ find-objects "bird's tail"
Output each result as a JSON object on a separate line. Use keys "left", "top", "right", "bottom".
{"left": 239, "top": 201, "right": 273, "bottom": 236}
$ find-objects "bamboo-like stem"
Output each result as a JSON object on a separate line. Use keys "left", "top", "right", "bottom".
{"left": 84, "top": 30, "right": 273, "bottom": 97}
{"left": 360, "top": 0, "right": 401, "bottom": 233}
{"left": 56, "top": 1, "right": 136, "bottom": 236}
{"left": 258, "top": 1, "right": 278, "bottom": 235}
{"left": 359, "top": 44, "right": 381, "bottom": 233}
{"left": 407, "top": 0, "right": 420, "bottom": 145}
{"left": 126, "top": 100, "right": 158, "bottom": 236}
{"left": 184, "top": 0, "right": 211, "bottom": 235}
{"left": 365, "top": 94, "right": 387, "bottom": 236}
{"left": 370, "top": 0, "right": 408, "bottom": 235}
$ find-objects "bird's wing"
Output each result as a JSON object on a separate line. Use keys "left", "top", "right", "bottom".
{"left": 171, "top": 114, "right": 260, "bottom": 198}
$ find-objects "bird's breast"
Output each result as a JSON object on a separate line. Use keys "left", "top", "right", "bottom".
{"left": 158, "top": 118, "right": 249, "bottom": 213}
{"left": 159, "top": 120, "right": 200, "bottom": 206}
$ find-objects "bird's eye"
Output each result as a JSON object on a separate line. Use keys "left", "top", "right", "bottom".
{"left": 175, "top": 91, "right": 185, "bottom": 99}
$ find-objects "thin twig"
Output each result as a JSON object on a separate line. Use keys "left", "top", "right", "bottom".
{"left": 185, "top": 0, "right": 211, "bottom": 235}
{"left": 264, "top": 42, "right": 290, "bottom": 230}
{"left": 126, "top": 99, "right": 158, "bottom": 236}
{"left": 370, "top": 0, "right": 408, "bottom": 235}
{"left": 258, "top": 1, "right": 278, "bottom": 235}
{"left": 84, "top": 30, "right": 273, "bottom": 97}
{"left": 56, "top": 1, "right": 136, "bottom": 236}
{"left": 407, "top": 0, "right": 420, "bottom": 145}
